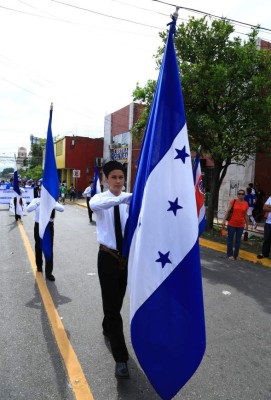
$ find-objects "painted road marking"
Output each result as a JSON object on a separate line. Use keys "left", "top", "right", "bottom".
{"left": 18, "top": 221, "right": 94, "bottom": 400}
{"left": 199, "top": 238, "right": 271, "bottom": 268}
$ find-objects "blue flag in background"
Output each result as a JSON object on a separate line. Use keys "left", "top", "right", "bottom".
{"left": 13, "top": 157, "right": 20, "bottom": 196}
{"left": 39, "top": 103, "right": 59, "bottom": 261}
{"left": 91, "top": 163, "right": 101, "bottom": 197}
{"left": 125, "top": 17, "right": 206, "bottom": 400}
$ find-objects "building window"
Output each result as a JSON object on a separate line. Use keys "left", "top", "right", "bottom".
{"left": 56, "top": 141, "right": 63, "bottom": 156}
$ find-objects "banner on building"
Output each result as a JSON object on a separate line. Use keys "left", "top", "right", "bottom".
{"left": 111, "top": 146, "right": 128, "bottom": 162}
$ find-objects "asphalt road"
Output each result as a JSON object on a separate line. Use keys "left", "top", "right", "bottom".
{"left": 1, "top": 203, "right": 271, "bottom": 400}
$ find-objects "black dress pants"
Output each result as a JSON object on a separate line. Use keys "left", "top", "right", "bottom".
{"left": 262, "top": 222, "right": 271, "bottom": 257}
{"left": 34, "top": 222, "right": 54, "bottom": 276}
{"left": 14, "top": 197, "right": 21, "bottom": 221}
{"left": 86, "top": 197, "right": 93, "bottom": 221}
{"left": 98, "top": 250, "right": 128, "bottom": 362}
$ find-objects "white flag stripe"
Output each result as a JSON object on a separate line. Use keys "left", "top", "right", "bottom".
{"left": 128, "top": 125, "right": 198, "bottom": 319}
{"left": 39, "top": 186, "right": 57, "bottom": 238}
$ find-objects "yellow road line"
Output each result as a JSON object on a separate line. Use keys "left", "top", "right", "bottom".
{"left": 18, "top": 221, "right": 94, "bottom": 400}
{"left": 199, "top": 237, "right": 271, "bottom": 268}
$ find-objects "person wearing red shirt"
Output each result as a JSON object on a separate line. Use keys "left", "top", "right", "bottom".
{"left": 222, "top": 190, "right": 249, "bottom": 260}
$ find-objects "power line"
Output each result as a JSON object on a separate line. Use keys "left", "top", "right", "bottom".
{"left": 151, "top": 0, "right": 271, "bottom": 33}
{"left": 50, "top": 0, "right": 163, "bottom": 30}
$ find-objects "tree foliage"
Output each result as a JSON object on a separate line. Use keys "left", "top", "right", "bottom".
{"left": 1, "top": 168, "right": 14, "bottom": 179}
{"left": 132, "top": 17, "right": 271, "bottom": 229}
{"left": 30, "top": 143, "right": 44, "bottom": 168}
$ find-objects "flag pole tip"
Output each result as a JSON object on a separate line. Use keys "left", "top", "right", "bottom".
{"left": 171, "top": 6, "right": 179, "bottom": 21}
{"left": 50, "top": 102, "right": 53, "bottom": 111}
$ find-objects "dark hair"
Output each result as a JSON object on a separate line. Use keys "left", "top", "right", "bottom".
{"left": 103, "top": 161, "right": 125, "bottom": 177}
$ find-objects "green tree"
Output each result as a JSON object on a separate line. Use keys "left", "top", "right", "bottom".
{"left": 132, "top": 17, "right": 271, "bottom": 229}
{"left": 30, "top": 143, "right": 44, "bottom": 168}
{"left": 1, "top": 167, "right": 14, "bottom": 180}
{"left": 20, "top": 165, "right": 43, "bottom": 181}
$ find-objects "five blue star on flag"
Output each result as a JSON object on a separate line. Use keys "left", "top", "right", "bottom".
{"left": 155, "top": 251, "right": 172, "bottom": 269}
{"left": 174, "top": 146, "right": 190, "bottom": 163}
{"left": 167, "top": 197, "right": 183, "bottom": 216}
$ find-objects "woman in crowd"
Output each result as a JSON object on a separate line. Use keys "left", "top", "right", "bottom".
{"left": 222, "top": 189, "right": 249, "bottom": 260}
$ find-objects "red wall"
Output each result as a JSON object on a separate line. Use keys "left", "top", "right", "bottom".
{"left": 112, "top": 106, "right": 130, "bottom": 136}
{"left": 65, "top": 136, "right": 104, "bottom": 192}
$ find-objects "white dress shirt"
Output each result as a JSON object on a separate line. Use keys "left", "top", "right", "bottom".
{"left": 83, "top": 186, "right": 92, "bottom": 198}
{"left": 26, "top": 198, "right": 64, "bottom": 222}
{"left": 90, "top": 190, "right": 132, "bottom": 251}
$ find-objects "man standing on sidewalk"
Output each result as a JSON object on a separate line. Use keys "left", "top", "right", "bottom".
{"left": 257, "top": 194, "right": 271, "bottom": 259}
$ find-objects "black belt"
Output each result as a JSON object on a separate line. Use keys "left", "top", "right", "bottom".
{"left": 99, "top": 244, "right": 127, "bottom": 270}
{"left": 99, "top": 244, "right": 120, "bottom": 256}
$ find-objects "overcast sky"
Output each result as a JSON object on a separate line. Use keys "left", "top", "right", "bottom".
{"left": 0, "top": 0, "right": 270, "bottom": 167}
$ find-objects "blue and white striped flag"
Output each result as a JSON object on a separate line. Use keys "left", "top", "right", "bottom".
{"left": 91, "top": 163, "right": 101, "bottom": 197}
{"left": 39, "top": 103, "right": 59, "bottom": 261}
{"left": 13, "top": 156, "right": 20, "bottom": 196}
{"left": 125, "top": 16, "right": 206, "bottom": 400}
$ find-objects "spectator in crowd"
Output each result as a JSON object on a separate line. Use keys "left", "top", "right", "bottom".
{"left": 257, "top": 194, "right": 271, "bottom": 259}
{"left": 59, "top": 183, "right": 67, "bottom": 204}
{"left": 222, "top": 189, "right": 249, "bottom": 260}
{"left": 244, "top": 187, "right": 257, "bottom": 229}
{"left": 253, "top": 182, "right": 266, "bottom": 222}
{"left": 69, "top": 183, "right": 76, "bottom": 201}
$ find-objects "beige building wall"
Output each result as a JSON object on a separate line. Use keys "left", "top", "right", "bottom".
{"left": 217, "top": 158, "right": 256, "bottom": 218}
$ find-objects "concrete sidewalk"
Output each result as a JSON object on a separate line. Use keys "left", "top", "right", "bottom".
{"left": 68, "top": 198, "right": 271, "bottom": 269}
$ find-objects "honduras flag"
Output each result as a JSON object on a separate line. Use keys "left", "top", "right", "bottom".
{"left": 39, "top": 103, "right": 59, "bottom": 261}
{"left": 91, "top": 163, "right": 101, "bottom": 197}
{"left": 192, "top": 151, "right": 206, "bottom": 236}
{"left": 13, "top": 156, "right": 20, "bottom": 196}
{"left": 125, "top": 16, "right": 206, "bottom": 400}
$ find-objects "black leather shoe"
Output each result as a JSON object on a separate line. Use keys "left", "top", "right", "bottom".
{"left": 257, "top": 254, "right": 265, "bottom": 259}
{"left": 115, "top": 362, "right": 129, "bottom": 379}
{"left": 46, "top": 274, "right": 55, "bottom": 281}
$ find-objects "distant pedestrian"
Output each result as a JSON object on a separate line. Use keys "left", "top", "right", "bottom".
{"left": 257, "top": 195, "right": 271, "bottom": 259}
{"left": 244, "top": 187, "right": 257, "bottom": 229}
{"left": 69, "top": 183, "right": 76, "bottom": 201}
{"left": 248, "top": 183, "right": 256, "bottom": 195}
{"left": 222, "top": 189, "right": 249, "bottom": 260}
{"left": 83, "top": 180, "right": 94, "bottom": 222}
{"left": 13, "top": 181, "right": 25, "bottom": 221}
{"left": 253, "top": 182, "right": 266, "bottom": 222}
{"left": 60, "top": 183, "right": 67, "bottom": 204}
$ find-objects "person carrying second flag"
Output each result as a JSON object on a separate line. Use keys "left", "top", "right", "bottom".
{"left": 26, "top": 180, "right": 64, "bottom": 281}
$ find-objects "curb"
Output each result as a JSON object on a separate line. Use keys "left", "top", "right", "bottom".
{"left": 199, "top": 238, "right": 271, "bottom": 269}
